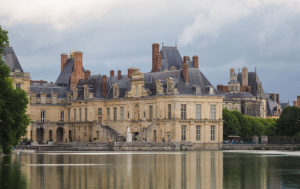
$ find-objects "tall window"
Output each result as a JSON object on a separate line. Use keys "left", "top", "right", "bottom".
{"left": 85, "top": 108, "right": 88, "bottom": 121}
{"left": 41, "top": 110, "right": 46, "bottom": 122}
{"left": 79, "top": 108, "right": 82, "bottom": 122}
{"left": 74, "top": 108, "right": 77, "bottom": 121}
{"left": 16, "top": 83, "right": 21, "bottom": 89}
{"left": 107, "top": 108, "right": 110, "bottom": 121}
{"left": 211, "top": 126, "right": 215, "bottom": 141}
{"left": 68, "top": 109, "right": 70, "bottom": 122}
{"left": 149, "top": 105, "right": 153, "bottom": 121}
{"left": 168, "top": 104, "right": 171, "bottom": 119}
{"left": 196, "top": 125, "right": 201, "bottom": 141}
{"left": 60, "top": 111, "right": 64, "bottom": 122}
{"left": 196, "top": 104, "right": 201, "bottom": 120}
{"left": 120, "top": 107, "right": 124, "bottom": 121}
{"left": 181, "top": 104, "right": 187, "bottom": 120}
{"left": 181, "top": 125, "right": 186, "bottom": 141}
{"left": 113, "top": 107, "right": 117, "bottom": 122}
{"left": 98, "top": 108, "right": 102, "bottom": 115}
{"left": 210, "top": 105, "right": 216, "bottom": 120}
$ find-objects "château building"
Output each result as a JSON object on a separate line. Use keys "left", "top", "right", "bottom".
{"left": 217, "top": 67, "right": 281, "bottom": 118}
{"left": 3, "top": 43, "right": 224, "bottom": 149}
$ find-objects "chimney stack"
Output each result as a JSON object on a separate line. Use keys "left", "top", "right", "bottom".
{"left": 242, "top": 67, "right": 248, "bottom": 86}
{"left": 128, "top": 68, "right": 135, "bottom": 78}
{"left": 156, "top": 54, "right": 161, "bottom": 72}
{"left": 61, "top": 53, "right": 68, "bottom": 72}
{"left": 84, "top": 70, "right": 91, "bottom": 81}
{"left": 118, "top": 70, "right": 122, "bottom": 80}
{"left": 74, "top": 51, "right": 83, "bottom": 74}
{"left": 152, "top": 43, "right": 160, "bottom": 72}
{"left": 183, "top": 56, "right": 189, "bottom": 63}
{"left": 276, "top": 94, "right": 280, "bottom": 104}
{"left": 193, "top": 55, "right": 198, "bottom": 68}
{"left": 182, "top": 59, "right": 189, "bottom": 84}
{"left": 102, "top": 75, "right": 107, "bottom": 98}
{"left": 110, "top": 70, "right": 115, "bottom": 77}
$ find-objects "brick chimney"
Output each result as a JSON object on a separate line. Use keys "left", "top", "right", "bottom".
{"left": 84, "top": 70, "right": 91, "bottom": 81}
{"left": 152, "top": 43, "right": 159, "bottom": 72}
{"left": 242, "top": 67, "right": 248, "bottom": 86}
{"left": 156, "top": 54, "right": 161, "bottom": 72}
{"left": 183, "top": 56, "right": 189, "bottom": 63}
{"left": 297, "top": 96, "right": 300, "bottom": 105}
{"left": 110, "top": 70, "right": 115, "bottom": 77}
{"left": 118, "top": 70, "right": 122, "bottom": 80}
{"left": 61, "top": 53, "right": 68, "bottom": 72}
{"left": 192, "top": 55, "right": 198, "bottom": 68}
{"left": 182, "top": 60, "right": 189, "bottom": 84}
{"left": 102, "top": 75, "right": 107, "bottom": 98}
{"left": 276, "top": 94, "right": 280, "bottom": 104}
{"left": 70, "top": 51, "right": 85, "bottom": 89}
{"left": 128, "top": 68, "right": 135, "bottom": 78}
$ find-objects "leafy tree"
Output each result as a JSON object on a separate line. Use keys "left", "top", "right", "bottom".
{"left": 0, "top": 26, "right": 30, "bottom": 154}
{"left": 276, "top": 106, "right": 300, "bottom": 137}
{"left": 223, "top": 109, "right": 241, "bottom": 138}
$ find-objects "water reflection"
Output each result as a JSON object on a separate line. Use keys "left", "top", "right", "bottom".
{"left": 1, "top": 151, "right": 300, "bottom": 189}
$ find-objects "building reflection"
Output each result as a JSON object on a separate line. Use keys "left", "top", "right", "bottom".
{"left": 19, "top": 151, "right": 223, "bottom": 189}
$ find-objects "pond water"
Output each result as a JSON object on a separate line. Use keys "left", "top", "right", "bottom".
{"left": 0, "top": 151, "right": 300, "bottom": 189}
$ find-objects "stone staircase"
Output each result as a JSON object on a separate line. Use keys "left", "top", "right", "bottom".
{"left": 137, "top": 121, "right": 157, "bottom": 142}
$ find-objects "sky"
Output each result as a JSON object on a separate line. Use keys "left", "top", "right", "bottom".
{"left": 0, "top": 0, "right": 300, "bottom": 103}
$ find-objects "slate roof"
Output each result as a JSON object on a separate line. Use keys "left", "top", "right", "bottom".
{"left": 266, "top": 95, "right": 280, "bottom": 116}
{"left": 160, "top": 46, "right": 183, "bottom": 71}
{"left": 30, "top": 82, "right": 69, "bottom": 98}
{"left": 2, "top": 47, "right": 23, "bottom": 72}
{"left": 237, "top": 72, "right": 263, "bottom": 97}
{"left": 224, "top": 92, "right": 254, "bottom": 99}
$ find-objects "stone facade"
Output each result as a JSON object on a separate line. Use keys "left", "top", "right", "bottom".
{"left": 4, "top": 44, "right": 224, "bottom": 149}
{"left": 293, "top": 96, "right": 300, "bottom": 108}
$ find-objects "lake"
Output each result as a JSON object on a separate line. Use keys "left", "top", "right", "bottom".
{"left": 0, "top": 151, "right": 300, "bottom": 189}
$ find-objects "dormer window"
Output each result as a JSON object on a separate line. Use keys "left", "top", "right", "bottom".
{"left": 206, "top": 86, "right": 214, "bottom": 95}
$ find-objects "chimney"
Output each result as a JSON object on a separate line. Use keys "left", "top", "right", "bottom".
{"left": 276, "top": 94, "right": 280, "bottom": 104}
{"left": 118, "top": 70, "right": 122, "bottom": 80}
{"left": 152, "top": 43, "right": 160, "bottom": 72}
{"left": 183, "top": 56, "right": 189, "bottom": 63}
{"left": 193, "top": 55, "right": 198, "bottom": 68}
{"left": 297, "top": 96, "right": 300, "bottom": 105}
{"left": 230, "top": 68, "right": 235, "bottom": 81}
{"left": 61, "top": 53, "right": 68, "bottom": 72}
{"left": 102, "top": 75, "right": 107, "bottom": 98}
{"left": 84, "top": 70, "right": 91, "bottom": 81}
{"left": 74, "top": 51, "right": 83, "bottom": 74}
{"left": 110, "top": 70, "right": 115, "bottom": 77}
{"left": 128, "top": 68, "right": 136, "bottom": 78}
{"left": 156, "top": 54, "right": 161, "bottom": 72}
{"left": 182, "top": 60, "right": 189, "bottom": 84}
{"left": 294, "top": 101, "right": 297, "bottom": 106}
{"left": 242, "top": 67, "right": 248, "bottom": 86}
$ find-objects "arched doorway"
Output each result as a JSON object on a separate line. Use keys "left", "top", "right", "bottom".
{"left": 36, "top": 127, "right": 44, "bottom": 144}
{"left": 56, "top": 127, "right": 64, "bottom": 142}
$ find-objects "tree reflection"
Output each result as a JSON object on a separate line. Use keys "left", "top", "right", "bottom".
{"left": 0, "top": 155, "right": 28, "bottom": 189}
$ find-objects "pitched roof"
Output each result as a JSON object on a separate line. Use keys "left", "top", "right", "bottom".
{"left": 2, "top": 47, "right": 23, "bottom": 72}
{"left": 55, "top": 58, "right": 74, "bottom": 86}
{"left": 224, "top": 92, "right": 254, "bottom": 99}
{"left": 30, "top": 82, "right": 69, "bottom": 98}
{"left": 160, "top": 46, "right": 183, "bottom": 71}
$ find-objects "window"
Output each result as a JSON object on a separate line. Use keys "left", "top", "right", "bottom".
{"left": 120, "top": 107, "right": 124, "bottom": 121}
{"left": 181, "top": 125, "right": 186, "bottom": 141}
{"left": 68, "top": 109, "right": 70, "bottom": 122}
{"left": 74, "top": 108, "right": 77, "bottom": 121}
{"left": 181, "top": 104, "right": 187, "bottom": 120}
{"left": 211, "top": 126, "right": 215, "bottom": 141}
{"left": 60, "top": 111, "right": 64, "bottom": 122}
{"left": 114, "top": 87, "right": 118, "bottom": 97}
{"left": 49, "top": 130, "right": 52, "bottom": 141}
{"left": 113, "top": 107, "right": 117, "bottom": 122}
{"left": 41, "top": 110, "right": 46, "bottom": 122}
{"left": 107, "top": 108, "right": 110, "bottom": 121}
{"left": 149, "top": 105, "right": 153, "bottom": 121}
{"left": 16, "top": 83, "right": 21, "bottom": 89}
{"left": 85, "top": 108, "right": 88, "bottom": 121}
{"left": 79, "top": 108, "right": 82, "bottom": 122}
{"left": 135, "top": 86, "right": 139, "bottom": 96}
{"left": 196, "top": 125, "right": 201, "bottom": 141}
{"left": 128, "top": 111, "right": 130, "bottom": 119}
{"left": 210, "top": 105, "right": 216, "bottom": 120}
{"left": 168, "top": 104, "right": 171, "bottom": 119}
{"left": 98, "top": 108, "right": 102, "bottom": 115}
{"left": 196, "top": 104, "right": 201, "bottom": 120}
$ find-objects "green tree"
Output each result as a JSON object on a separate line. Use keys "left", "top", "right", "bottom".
{"left": 223, "top": 109, "right": 241, "bottom": 138}
{"left": 0, "top": 26, "right": 30, "bottom": 154}
{"left": 276, "top": 106, "right": 300, "bottom": 138}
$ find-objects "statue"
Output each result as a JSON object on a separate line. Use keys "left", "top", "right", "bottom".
{"left": 126, "top": 127, "right": 132, "bottom": 143}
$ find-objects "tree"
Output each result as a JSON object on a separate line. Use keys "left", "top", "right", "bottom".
{"left": 223, "top": 109, "right": 241, "bottom": 138}
{"left": 276, "top": 106, "right": 300, "bottom": 138}
{"left": 0, "top": 26, "right": 30, "bottom": 154}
